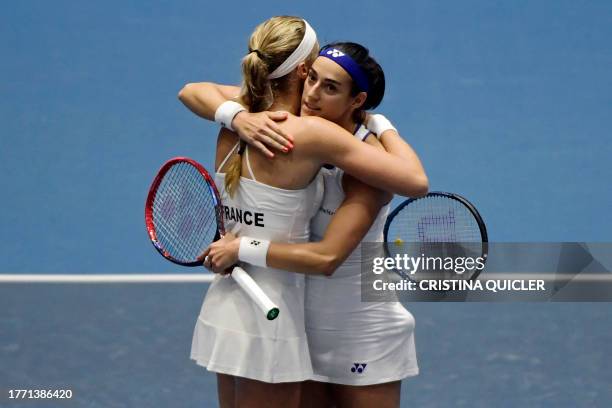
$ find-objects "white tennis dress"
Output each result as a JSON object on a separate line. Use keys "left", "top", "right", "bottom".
{"left": 306, "top": 125, "right": 419, "bottom": 385}
{"left": 190, "top": 144, "right": 323, "bottom": 383}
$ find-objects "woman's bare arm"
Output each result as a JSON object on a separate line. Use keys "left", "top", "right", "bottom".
{"left": 178, "top": 82, "right": 292, "bottom": 156}
{"left": 298, "top": 116, "right": 429, "bottom": 197}
{"left": 178, "top": 82, "right": 240, "bottom": 120}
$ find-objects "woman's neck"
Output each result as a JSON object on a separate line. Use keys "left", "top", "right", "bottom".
{"left": 268, "top": 77, "right": 302, "bottom": 114}
{"left": 336, "top": 109, "right": 361, "bottom": 134}
{"left": 269, "top": 92, "right": 301, "bottom": 115}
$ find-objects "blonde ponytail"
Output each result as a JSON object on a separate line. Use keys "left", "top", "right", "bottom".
{"left": 241, "top": 51, "right": 274, "bottom": 113}
{"left": 224, "top": 141, "right": 245, "bottom": 197}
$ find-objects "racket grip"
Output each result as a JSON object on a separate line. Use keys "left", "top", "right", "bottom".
{"left": 231, "top": 266, "right": 280, "bottom": 320}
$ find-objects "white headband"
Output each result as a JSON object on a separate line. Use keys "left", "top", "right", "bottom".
{"left": 267, "top": 20, "right": 317, "bottom": 79}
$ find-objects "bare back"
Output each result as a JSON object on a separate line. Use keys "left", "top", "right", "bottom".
{"left": 216, "top": 114, "right": 323, "bottom": 189}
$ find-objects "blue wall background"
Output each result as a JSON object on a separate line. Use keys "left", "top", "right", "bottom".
{"left": 1, "top": 0, "right": 610, "bottom": 273}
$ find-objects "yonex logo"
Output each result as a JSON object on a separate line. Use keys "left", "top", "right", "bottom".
{"left": 326, "top": 49, "right": 344, "bottom": 58}
{"left": 350, "top": 363, "right": 367, "bottom": 374}
{"left": 319, "top": 207, "right": 335, "bottom": 216}
{"left": 250, "top": 240, "right": 261, "bottom": 246}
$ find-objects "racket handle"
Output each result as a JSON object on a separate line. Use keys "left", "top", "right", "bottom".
{"left": 231, "top": 266, "right": 280, "bottom": 320}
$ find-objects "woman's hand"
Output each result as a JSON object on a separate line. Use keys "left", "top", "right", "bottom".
{"left": 201, "top": 232, "right": 241, "bottom": 274}
{"left": 232, "top": 111, "right": 294, "bottom": 158}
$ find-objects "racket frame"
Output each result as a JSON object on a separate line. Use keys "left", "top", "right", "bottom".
{"left": 145, "top": 157, "right": 225, "bottom": 266}
{"left": 145, "top": 157, "right": 280, "bottom": 320}
{"left": 383, "top": 191, "right": 489, "bottom": 283}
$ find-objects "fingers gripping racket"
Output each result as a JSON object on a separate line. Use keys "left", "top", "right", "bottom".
{"left": 383, "top": 192, "right": 488, "bottom": 284}
{"left": 145, "top": 157, "right": 279, "bottom": 320}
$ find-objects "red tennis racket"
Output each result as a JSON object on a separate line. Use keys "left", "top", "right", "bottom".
{"left": 145, "top": 157, "right": 279, "bottom": 320}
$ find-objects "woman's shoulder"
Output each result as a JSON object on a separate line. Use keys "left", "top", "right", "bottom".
{"left": 293, "top": 115, "right": 331, "bottom": 127}
{"left": 290, "top": 115, "right": 342, "bottom": 141}
{"left": 215, "top": 128, "right": 240, "bottom": 170}
{"left": 216, "top": 128, "right": 239, "bottom": 151}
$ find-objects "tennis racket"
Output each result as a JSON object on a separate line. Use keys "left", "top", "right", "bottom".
{"left": 145, "top": 157, "right": 279, "bottom": 320}
{"left": 383, "top": 192, "right": 488, "bottom": 284}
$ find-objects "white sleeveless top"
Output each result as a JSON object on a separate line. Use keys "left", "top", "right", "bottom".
{"left": 215, "top": 145, "right": 323, "bottom": 285}
{"left": 190, "top": 143, "right": 324, "bottom": 383}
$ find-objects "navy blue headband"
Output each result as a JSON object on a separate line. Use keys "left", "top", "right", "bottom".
{"left": 319, "top": 47, "right": 370, "bottom": 92}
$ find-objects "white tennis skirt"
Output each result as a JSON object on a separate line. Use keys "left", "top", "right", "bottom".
{"left": 190, "top": 271, "right": 313, "bottom": 383}
{"left": 306, "top": 300, "right": 419, "bottom": 386}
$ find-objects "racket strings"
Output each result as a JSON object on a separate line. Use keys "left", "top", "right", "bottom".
{"left": 172, "top": 162, "right": 218, "bottom": 247}
{"left": 152, "top": 162, "right": 218, "bottom": 262}
{"left": 387, "top": 195, "right": 484, "bottom": 280}
{"left": 416, "top": 209, "right": 457, "bottom": 242}
{"left": 154, "top": 165, "right": 199, "bottom": 257}
{"left": 177, "top": 164, "right": 217, "bottom": 241}
{"left": 391, "top": 196, "right": 481, "bottom": 243}
{"left": 154, "top": 168, "right": 200, "bottom": 258}
{"left": 155, "top": 165, "right": 215, "bottom": 260}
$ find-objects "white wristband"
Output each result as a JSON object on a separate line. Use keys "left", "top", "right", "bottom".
{"left": 238, "top": 236, "right": 270, "bottom": 267}
{"left": 367, "top": 114, "right": 397, "bottom": 138}
{"left": 214, "top": 101, "right": 246, "bottom": 131}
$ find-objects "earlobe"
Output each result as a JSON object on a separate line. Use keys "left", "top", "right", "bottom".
{"left": 352, "top": 91, "right": 368, "bottom": 110}
{"left": 297, "top": 62, "right": 308, "bottom": 80}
